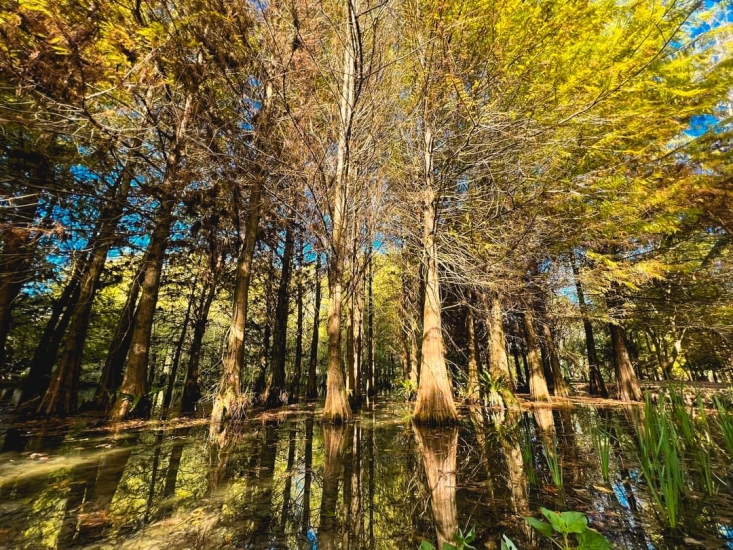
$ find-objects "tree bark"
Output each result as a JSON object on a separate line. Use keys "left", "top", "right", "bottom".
{"left": 571, "top": 261, "right": 608, "bottom": 397}
{"left": 305, "top": 253, "right": 322, "bottom": 399}
{"left": 110, "top": 198, "right": 176, "bottom": 420}
{"left": 161, "top": 279, "right": 196, "bottom": 415}
{"left": 21, "top": 271, "right": 81, "bottom": 402}
{"left": 413, "top": 127, "right": 457, "bottom": 426}
{"left": 609, "top": 323, "right": 642, "bottom": 401}
{"left": 465, "top": 305, "right": 480, "bottom": 403}
{"left": 265, "top": 220, "right": 295, "bottom": 408}
{"left": 181, "top": 272, "right": 217, "bottom": 414}
{"left": 322, "top": 0, "right": 357, "bottom": 424}
{"left": 541, "top": 322, "right": 570, "bottom": 398}
{"left": 95, "top": 261, "right": 145, "bottom": 406}
{"left": 39, "top": 165, "right": 135, "bottom": 416}
{"left": 522, "top": 310, "right": 551, "bottom": 401}
{"left": 290, "top": 240, "right": 305, "bottom": 402}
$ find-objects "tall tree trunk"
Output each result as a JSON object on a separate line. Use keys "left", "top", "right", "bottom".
{"left": 465, "top": 305, "right": 480, "bottom": 403}
{"left": 305, "top": 254, "right": 321, "bottom": 399}
{"left": 522, "top": 310, "right": 551, "bottom": 401}
{"left": 95, "top": 261, "right": 145, "bottom": 406}
{"left": 161, "top": 280, "right": 196, "bottom": 415}
{"left": 110, "top": 198, "right": 176, "bottom": 420}
{"left": 290, "top": 240, "right": 305, "bottom": 402}
{"left": 21, "top": 272, "right": 81, "bottom": 402}
{"left": 265, "top": 221, "right": 295, "bottom": 408}
{"left": 181, "top": 272, "right": 217, "bottom": 414}
{"left": 210, "top": 81, "right": 271, "bottom": 438}
{"left": 350, "top": 266, "right": 364, "bottom": 408}
{"left": 39, "top": 166, "right": 135, "bottom": 416}
{"left": 323, "top": 0, "right": 357, "bottom": 424}
{"left": 485, "top": 293, "right": 515, "bottom": 409}
{"left": 541, "top": 322, "right": 570, "bottom": 398}
{"left": 209, "top": 179, "right": 262, "bottom": 434}
{"left": 366, "top": 247, "right": 375, "bottom": 400}
{"left": 413, "top": 127, "right": 457, "bottom": 426}
{"left": 571, "top": 261, "right": 608, "bottom": 397}
{"left": 0, "top": 160, "right": 46, "bottom": 368}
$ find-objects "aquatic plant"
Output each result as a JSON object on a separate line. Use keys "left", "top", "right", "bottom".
{"left": 520, "top": 421, "right": 538, "bottom": 486}
{"left": 478, "top": 371, "right": 515, "bottom": 409}
{"left": 525, "top": 508, "right": 612, "bottom": 550}
{"left": 590, "top": 425, "right": 612, "bottom": 484}
{"left": 713, "top": 396, "right": 733, "bottom": 458}
{"left": 635, "top": 392, "right": 685, "bottom": 528}
{"left": 544, "top": 442, "right": 563, "bottom": 489}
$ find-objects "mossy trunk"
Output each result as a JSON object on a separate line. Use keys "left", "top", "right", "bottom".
{"left": 523, "top": 310, "right": 551, "bottom": 402}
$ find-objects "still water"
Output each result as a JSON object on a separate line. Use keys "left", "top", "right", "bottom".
{"left": 1, "top": 400, "right": 733, "bottom": 549}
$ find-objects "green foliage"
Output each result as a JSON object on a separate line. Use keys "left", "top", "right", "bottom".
{"left": 525, "top": 508, "right": 613, "bottom": 550}
{"left": 478, "top": 371, "right": 516, "bottom": 408}
{"left": 420, "top": 527, "right": 476, "bottom": 550}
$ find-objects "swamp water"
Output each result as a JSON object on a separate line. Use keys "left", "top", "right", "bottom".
{"left": 1, "top": 400, "right": 733, "bottom": 549}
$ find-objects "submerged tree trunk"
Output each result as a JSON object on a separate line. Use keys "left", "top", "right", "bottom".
{"left": 541, "top": 322, "right": 570, "bottom": 398}
{"left": 305, "top": 254, "right": 322, "bottom": 399}
{"left": 522, "top": 311, "right": 551, "bottom": 401}
{"left": 413, "top": 129, "right": 457, "bottom": 426}
{"left": 111, "top": 198, "right": 176, "bottom": 420}
{"left": 265, "top": 220, "right": 295, "bottom": 408}
{"left": 414, "top": 425, "right": 459, "bottom": 549}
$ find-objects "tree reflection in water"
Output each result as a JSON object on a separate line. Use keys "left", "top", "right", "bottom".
{"left": 414, "top": 424, "right": 459, "bottom": 549}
